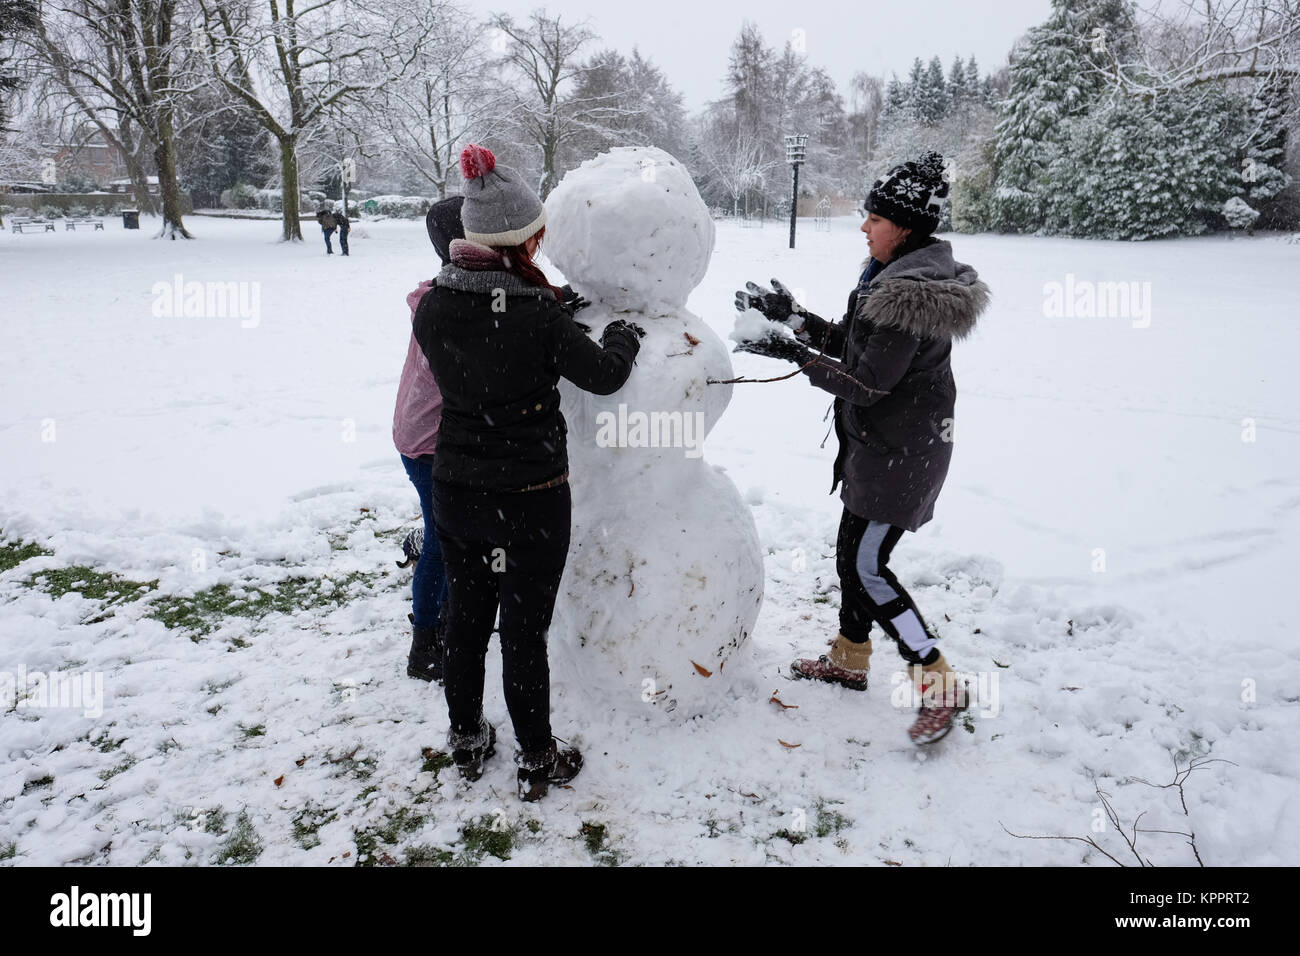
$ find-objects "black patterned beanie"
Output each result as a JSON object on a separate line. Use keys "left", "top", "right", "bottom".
{"left": 866, "top": 151, "right": 949, "bottom": 234}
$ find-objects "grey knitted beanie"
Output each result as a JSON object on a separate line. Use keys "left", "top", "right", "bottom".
{"left": 458, "top": 144, "right": 546, "bottom": 247}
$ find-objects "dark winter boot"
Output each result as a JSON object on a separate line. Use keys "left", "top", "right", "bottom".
{"left": 450, "top": 720, "right": 496, "bottom": 781}
{"left": 907, "top": 654, "right": 968, "bottom": 745}
{"left": 406, "top": 612, "right": 444, "bottom": 683}
{"left": 790, "top": 633, "right": 872, "bottom": 691}
{"left": 516, "top": 738, "right": 583, "bottom": 803}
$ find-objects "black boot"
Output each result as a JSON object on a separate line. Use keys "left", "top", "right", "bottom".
{"left": 516, "top": 738, "right": 583, "bottom": 802}
{"left": 451, "top": 722, "right": 496, "bottom": 782}
{"left": 406, "top": 613, "right": 444, "bottom": 683}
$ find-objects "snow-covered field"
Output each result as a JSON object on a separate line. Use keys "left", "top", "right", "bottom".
{"left": 2, "top": 214, "right": 1297, "bottom": 866}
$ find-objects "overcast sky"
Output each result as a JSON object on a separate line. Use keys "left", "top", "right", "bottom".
{"left": 486, "top": 0, "right": 1053, "bottom": 111}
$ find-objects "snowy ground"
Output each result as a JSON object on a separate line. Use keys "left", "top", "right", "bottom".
{"left": 1, "top": 214, "right": 1297, "bottom": 866}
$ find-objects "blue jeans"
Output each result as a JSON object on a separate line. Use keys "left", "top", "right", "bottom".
{"left": 401, "top": 454, "right": 448, "bottom": 629}
{"left": 323, "top": 227, "right": 335, "bottom": 253}
{"left": 338, "top": 226, "right": 349, "bottom": 255}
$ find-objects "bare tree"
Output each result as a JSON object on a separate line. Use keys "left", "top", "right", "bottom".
{"left": 1095, "top": 0, "right": 1300, "bottom": 95}
{"left": 25, "top": 0, "right": 196, "bottom": 236}
{"left": 197, "top": 0, "right": 427, "bottom": 240}
{"left": 372, "top": 1, "right": 512, "bottom": 198}
{"left": 693, "top": 106, "right": 780, "bottom": 216}
{"left": 490, "top": 10, "right": 597, "bottom": 198}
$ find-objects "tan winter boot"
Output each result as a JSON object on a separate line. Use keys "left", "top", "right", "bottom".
{"left": 907, "top": 653, "right": 968, "bottom": 745}
{"left": 790, "top": 633, "right": 872, "bottom": 691}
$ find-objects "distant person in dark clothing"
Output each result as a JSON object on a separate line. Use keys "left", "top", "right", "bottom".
{"left": 336, "top": 210, "right": 351, "bottom": 256}
{"left": 316, "top": 206, "right": 337, "bottom": 254}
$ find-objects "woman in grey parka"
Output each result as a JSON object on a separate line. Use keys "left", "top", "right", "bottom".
{"left": 735, "top": 151, "right": 990, "bottom": 744}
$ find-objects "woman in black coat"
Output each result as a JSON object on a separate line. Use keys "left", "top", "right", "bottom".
{"left": 413, "top": 144, "right": 643, "bottom": 801}
{"left": 736, "top": 151, "right": 990, "bottom": 745}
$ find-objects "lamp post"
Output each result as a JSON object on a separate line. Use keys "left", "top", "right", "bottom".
{"left": 341, "top": 156, "right": 356, "bottom": 215}
{"left": 784, "top": 133, "right": 808, "bottom": 249}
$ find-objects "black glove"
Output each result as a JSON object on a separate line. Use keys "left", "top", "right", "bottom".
{"left": 602, "top": 319, "right": 646, "bottom": 342}
{"left": 734, "top": 278, "right": 807, "bottom": 329}
{"left": 733, "top": 331, "right": 812, "bottom": 365}
{"left": 561, "top": 284, "right": 592, "bottom": 313}
{"left": 601, "top": 319, "right": 646, "bottom": 359}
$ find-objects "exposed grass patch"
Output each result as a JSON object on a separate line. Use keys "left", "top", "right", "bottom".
{"left": 90, "top": 731, "right": 127, "bottom": 753}
{"left": 292, "top": 804, "right": 339, "bottom": 850}
{"left": 239, "top": 723, "right": 266, "bottom": 739}
{"left": 354, "top": 805, "right": 430, "bottom": 866}
{"left": 98, "top": 757, "right": 135, "bottom": 782}
{"left": 461, "top": 815, "right": 516, "bottom": 862}
{"left": 420, "top": 748, "right": 453, "bottom": 775}
{"left": 580, "top": 821, "right": 621, "bottom": 866}
{"left": 216, "top": 810, "right": 262, "bottom": 865}
{"left": 25, "top": 565, "right": 155, "bottom": 604}
{"left": 815, "top": 801, "right": 851, "bottom": 839}
{"left": 22, "top": 775, "right": 53, "bottom": 795}
{"left": 0, "top": 842, "right": 16, "bottom": 861}
{"left": 403, "top": 844, "right": 456, "bottom": 866}
{"left": 0, "top": 537, "right": 52, "bottom": 574}
{"left": 145, "top": 571, "right": 378, "bottom": 639}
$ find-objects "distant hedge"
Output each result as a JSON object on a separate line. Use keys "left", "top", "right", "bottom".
{"left": 0, "top": 193, "right": 193, "bottom": 217}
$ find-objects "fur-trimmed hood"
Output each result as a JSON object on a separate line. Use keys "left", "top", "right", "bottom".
{"left": 856, "top": 239, "right": 989, "bottom": 341}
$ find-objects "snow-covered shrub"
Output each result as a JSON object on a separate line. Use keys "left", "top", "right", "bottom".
{"left": 222, "top": 183, "right": 259, "bottom": 210}
{"left": 365, "top": 195, "right": 431, "bottom": 219}
{"left": 1045, "top": 91, "right": 1238, "bottom": 240}
{"left": 37, "top": 205, "right": 63, "bottom": 219}
{"left": 1221, "top": 196, "right": 1260, "bottom": 231}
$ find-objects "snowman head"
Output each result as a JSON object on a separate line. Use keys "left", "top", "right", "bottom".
{"left": 543, "top": 147, "right": 716, "bottom": 314}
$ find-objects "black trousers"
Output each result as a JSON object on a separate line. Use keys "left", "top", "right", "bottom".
{"left": 433, "top": 479, "right": 570, "bottom": 754}
{"left": 837, "top": 508, "right": 940, "bottom": 666}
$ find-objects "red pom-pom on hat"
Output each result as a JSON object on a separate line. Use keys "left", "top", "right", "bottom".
{"left": 460, "top": 143, "right": 496, "bottom": 181}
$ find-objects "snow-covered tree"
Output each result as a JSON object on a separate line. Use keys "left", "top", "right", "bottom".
{"left": 25, "top": 0, "right": 198, "bottom": 237}
{"left": 1241, "top": 75, "right": 1294, "bottom": 227}
{"left": 490, "top": 10, "right": 598, "bottom": 199}
{"left": 197, "top": 0, "right": 422, "bottom": 240}
{"left": 990, "top": 0, "right": 1140, "bottom": 233}
{"left": 1046, "top": 89, "right": 1239, "bottom": 239}
{"left": 561, "top": 47, "right": 687, "bottom": 170}
{"left": 369, "top": 1, "right": 511, "bottom": 199}
{"left": 0, "top": 0, "right": 38, "bottom": 134}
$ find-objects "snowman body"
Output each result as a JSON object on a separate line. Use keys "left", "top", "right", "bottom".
{"left": 544, "top": 147, "right": 764, "bottom": 716}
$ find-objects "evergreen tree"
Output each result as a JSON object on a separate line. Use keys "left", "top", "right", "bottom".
{"left": 948, "top": 56, "right": 968, "bottom": 110}
{"left": 915, "top": 55, "right": 948, "bottom": 125}
{"left": 1241, "top": 77, "right": 1292, "bottom": 229}
{"left": 990, "top": 0, "right": 1139, "bottom": 232}
{"left": 0, "top": 0, "right": 38, "bottom": 133}
{"left": 1047, "top": 89, "right": 1238, "bottom": 240}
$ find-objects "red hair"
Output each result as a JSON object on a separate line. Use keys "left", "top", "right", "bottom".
{"left": 498, "top": 227, "right": 564, "bottom": 302}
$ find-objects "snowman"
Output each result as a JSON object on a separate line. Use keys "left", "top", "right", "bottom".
{"left": 543, "top": 146, "right": 764, "bottom": 716}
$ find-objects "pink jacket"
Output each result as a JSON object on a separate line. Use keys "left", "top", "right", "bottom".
{"left": 392, "top": 281, "right": 442, "bottom": 459}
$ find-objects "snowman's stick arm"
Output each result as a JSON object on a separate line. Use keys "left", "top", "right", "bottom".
{"left": 709, "top": 357, "right": 891, "bottom": 394}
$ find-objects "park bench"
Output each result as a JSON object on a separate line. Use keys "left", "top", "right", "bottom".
{"left": 10, "top": 217, "right": 57, "bottom": 234}
{"left": 65, "top": 218, "right": 105, "bottom": 232}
